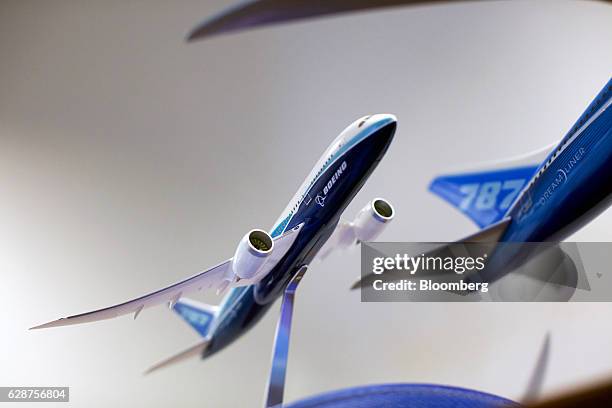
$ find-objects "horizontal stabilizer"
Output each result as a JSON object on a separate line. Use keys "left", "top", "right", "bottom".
{"left": 145, "top": 339, "right": 210, "bottom": 375}
{"left": 172, "top": 298, "right": 217, "bottom": 338}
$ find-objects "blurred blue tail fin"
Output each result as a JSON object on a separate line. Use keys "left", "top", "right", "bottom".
{"left": 430, "top": 79, "right": 612, "bottom": 228}
{"left": 429, "top": 165, "right": 538, "bottom": 228}
{"left": 172, "top": 298, "right": 218, "bottom": 338}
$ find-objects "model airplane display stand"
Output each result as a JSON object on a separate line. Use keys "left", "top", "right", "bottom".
{"left": 262, "top": 287, "right": 549, "bottom": 408}
{"left": 264, "top": 265, "right": 308, "bottom": 408}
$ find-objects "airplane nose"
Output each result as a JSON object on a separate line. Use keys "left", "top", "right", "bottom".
{"left": 369, "top": 113, "right": 397, "bottom": 142}
{"left": 344, "top": 113, "right": 397, "bottom": 147}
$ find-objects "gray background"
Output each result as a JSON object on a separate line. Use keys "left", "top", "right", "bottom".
{"left": 1, "top": 0, "right": 611, "bottom": 406}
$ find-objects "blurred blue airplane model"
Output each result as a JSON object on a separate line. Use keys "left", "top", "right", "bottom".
{"left": 32, "top": 1, "right": 611, "bottom": 406}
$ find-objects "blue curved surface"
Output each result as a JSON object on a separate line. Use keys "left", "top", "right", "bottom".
{"left": 284, "top": 383, "right": 520, "bottom": 408}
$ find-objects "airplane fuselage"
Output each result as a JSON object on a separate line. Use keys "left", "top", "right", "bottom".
{"left": 503, "top": 82, "right": 612, "bottom": 243}
{"left": 204, "top": 115, "right": 397, "bottom": 357}
{"left": 482, "top": 80, "right": 612, "bottom": 282}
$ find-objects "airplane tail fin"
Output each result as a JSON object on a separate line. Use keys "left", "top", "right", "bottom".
{"left": 172, "top": 298, "right": 218, "bottom": 338}
{"left": 430, "top": 78, "right": 612, "bottom": 228}
{"left": 429, "top": 163, "right": 539, "bottom": 228}
{"left": 428, "top": 141, "right": 557, "bottom": 228}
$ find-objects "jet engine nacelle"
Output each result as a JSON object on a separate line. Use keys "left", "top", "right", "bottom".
{"left": 352, "top": 198, "right": 395, "bottom": 242}
{"left": 232, "top": 229, "right": 274, "bottom": 280}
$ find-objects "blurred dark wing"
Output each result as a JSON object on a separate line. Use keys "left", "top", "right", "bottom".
{"left": 188, "top": 0, "right": 612, "bottom": 41}
{"left": 527, "top": 378, "right": 612, "bottom": 408}
{"left": 187, "top": 0, "right": 466, "bottom": 41}
{"left": 522, "top": 333, "right": 551, "bottom": 403}
{"left": 350, "top": 217, "right": 510, "bottom": 290}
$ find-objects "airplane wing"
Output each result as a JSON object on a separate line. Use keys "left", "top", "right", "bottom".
{"left": 316, "top": 198, "right": 395, "bottom": 260}
{"left": 187, "top": 0, "right": 612, "bottom": 42}
{"left": 316, "top": 221, "right": 357, "bottom": 260}
{"left": 30, "top": 224, "right": 303, "bottom": 330}
{"left": 351, "top": 217, "right": 511, "bottom": 290}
